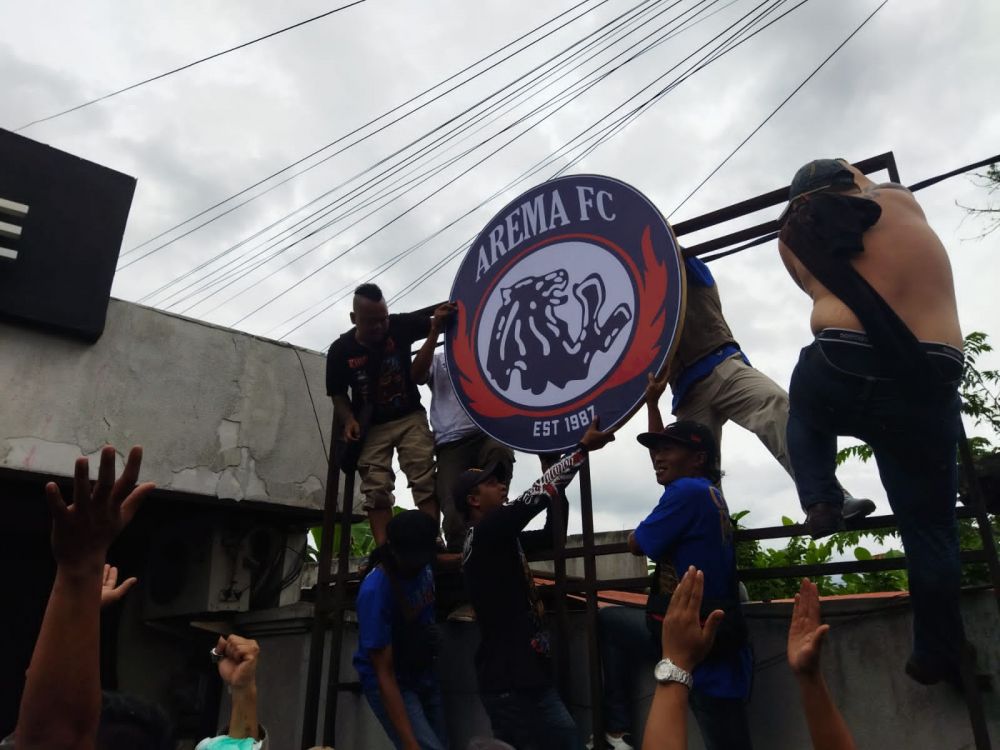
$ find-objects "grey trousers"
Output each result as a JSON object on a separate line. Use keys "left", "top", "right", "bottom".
{"left": 675, "top": 354, "right": 793, "bottom": 478}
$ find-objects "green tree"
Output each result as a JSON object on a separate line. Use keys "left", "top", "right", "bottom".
{"left": 737, "top": 331, "right": 999, "bottom": 601}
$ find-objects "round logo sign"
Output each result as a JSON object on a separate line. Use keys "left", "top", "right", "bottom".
{"left": 446, "top": 174, "right": 685, "bottom": 453}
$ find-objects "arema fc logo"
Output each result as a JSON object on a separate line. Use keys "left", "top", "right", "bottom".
{"left": 446, "top": 175, "right": 685, "bottom": 453}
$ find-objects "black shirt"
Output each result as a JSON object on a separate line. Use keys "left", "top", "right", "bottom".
{"left": 326, "top": 312, "right": 431, "bottom": 425}
{"left": 462, "top": 449, "right": 584, "bottom": 692}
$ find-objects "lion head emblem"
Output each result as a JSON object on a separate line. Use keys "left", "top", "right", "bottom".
{"left": 486, "top": 269, "right": 632, "bottom": 395}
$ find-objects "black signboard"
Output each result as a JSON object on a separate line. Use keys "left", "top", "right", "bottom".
{"left": 0, "top": 128, "right": 136, "bottom": 342}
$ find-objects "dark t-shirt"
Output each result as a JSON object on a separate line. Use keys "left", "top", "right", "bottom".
{"left": 462, "top": 450, "right": 583, "bottom": 693}
{"left": 325, "top": 312, "right": 431, "bottom": 425}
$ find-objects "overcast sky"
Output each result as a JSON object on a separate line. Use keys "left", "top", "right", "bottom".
{"left": 4, "top": 0, "right": 999, "bottom": 544}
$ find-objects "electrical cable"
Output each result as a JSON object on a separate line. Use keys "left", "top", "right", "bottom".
{"left": 117, "top": 0, "right": 616, "bottom": 267}
{"left": 142, "top": 0, "right": 677, "bottom": 310}
{"left": 383, "top": 0, "right": 804, "bottom": 309}
{"left": 168, "top": 0, "right": 733, "bottom": 316}
{"left": 667, "top": 0, "right": 888, "bottom": 219}
{"left": 294, "top": 348, "right": 329, "bottom": 460}
{"left": 232, "top": 0, "right": 777, "bottom": 328}
{"left": 13, "top": 0, "right": 369, "bottom": 132}
{"left": 138, "top": 0, "right": 688, "bottom": 313}
{"left": 386, "top": 0, "right": 899, "bottom": 306}
{"left": 276, "top": 0, "right": 798, "bottom": 332}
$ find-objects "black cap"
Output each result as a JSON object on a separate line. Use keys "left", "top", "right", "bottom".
{"left": 637, "top": 421, "right": 719, "bottom": 479}
{"left": 789, "top": 158, "right": 856, "bottom": 202}
{"left": 452, "top": 461, "right": 503, "bottom": 517}
{"left": 778, "top": 159, "right": 856, "bottom": 226}
{"left": 387, "top": 510, "right": 439, "bottom": 569}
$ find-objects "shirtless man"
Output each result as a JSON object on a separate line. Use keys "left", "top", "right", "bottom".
{"left": 778, "top": 158, "right": 966, "bottom": 685}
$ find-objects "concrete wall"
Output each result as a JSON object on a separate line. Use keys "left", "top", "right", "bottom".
{"left": 235, "top": 589, "right": 1000, "bottom": 749}
{"left": 0, "top": 298, "right": 339, "bottom": 511}
{"left": 532, "top": 529, "right": 649, "bottom": 581}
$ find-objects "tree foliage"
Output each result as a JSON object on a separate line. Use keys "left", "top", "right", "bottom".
{"left": 959, "top": 163, "right": 1000, "bottom": 238}
{"left": 737, "top": 331, "right": 999, "bottom": 601}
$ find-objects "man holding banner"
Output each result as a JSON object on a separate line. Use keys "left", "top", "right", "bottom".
{"left": 455, "top": 420, "right": 615, "bottom": 750}
{"left": 644, "top": 255, "right": 874, "bottom": 535}
{"left": 326, "top": 283, "right": 445, "bottom": 545}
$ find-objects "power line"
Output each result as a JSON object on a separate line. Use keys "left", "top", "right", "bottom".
{"left": 366, "top": 0, "right": 845, "bottom": 310}
{"left": 163, "top": 0, "right": 718, "bottom": 314}
{"left": 379, "top": 0, "right": 804, "bottom": 307}
{"left": 236, "top": 0, "right": 781, "bottom": 329}
{"left": 140, "top": 0, "right": 671, "bottom": 309}
{"left": 274, "top": 0, "right": 809, "bottom": 336}
{"left": 13, "top": 0, "right": 369, "bottom": 132}
{"left": 667, "top": 0, "right": 888, "bottom": 219}
{"left": 117, "top": 0, "right": 614, "bottom": 267}
{"left": 384, "top": 4, "right": 764, "bottom": 305}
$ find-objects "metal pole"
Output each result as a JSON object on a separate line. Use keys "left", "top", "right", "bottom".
{"left": 322, "top": 468, "right": 357, "bottom": 745}
{"left": 957, "top": 424, "right": 1000, "bottom": 615}
{"left": 956, "top": 427, "right": 996, "bottom": 749}
{"left": 548, "top": 477, "right": 571, "bottom": 699}
{"left": 301, "top": 421, "right": 341, "bottom": 748}
{"left": 579, "top": 461, "right": 606, "bottom": 748}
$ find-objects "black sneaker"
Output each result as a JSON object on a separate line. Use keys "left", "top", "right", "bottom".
{"left": 905, "top": 656, "right": 961, "bottom": 689}
{"left": 842, "top": 495, "right": 876, "bottom": 522}
{"left": 805, "top": 502, "right": 846, "bottom": 539}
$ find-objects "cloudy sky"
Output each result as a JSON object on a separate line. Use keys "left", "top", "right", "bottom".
{"left": 5, "top": 0, "right": 999, "bottom": 544}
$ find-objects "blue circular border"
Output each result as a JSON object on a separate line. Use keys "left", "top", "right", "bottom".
{"left": 446, "top": 174, "right": 684, "bottom": 453}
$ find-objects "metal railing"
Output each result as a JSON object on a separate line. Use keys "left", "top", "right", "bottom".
{"left": 300, "top": 151, "right": 999, "bottom": 750}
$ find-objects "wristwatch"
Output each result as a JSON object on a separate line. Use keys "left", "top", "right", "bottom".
{"left": 653, "top": 658, "right": 693, "bottom": 689}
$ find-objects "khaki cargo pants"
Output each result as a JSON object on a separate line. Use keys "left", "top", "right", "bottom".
{"left": 357, "top": 409, "right": 436, "bottom": 511}
{"left": 675, "top": 353, "right": 793, "bottom": 477}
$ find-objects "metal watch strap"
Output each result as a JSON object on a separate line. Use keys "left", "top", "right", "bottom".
{"left": 654, "top": 657, "right": 693, "bottom": 689}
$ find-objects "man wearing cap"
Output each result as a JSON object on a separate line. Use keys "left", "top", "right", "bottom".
{"left": 457, "top": 419, "right": 615, "bottom": 750}
{"left": 779, "top": 158, "right": 967, "bottom": 685}
{"left": 645, "top": 255, "right": 873, "bottom": 528}
{"left": 595, "top": 421, "right": 752, "bottom": 750}
{"left": 354, "top": 510, "right": 447, "bottom": 750}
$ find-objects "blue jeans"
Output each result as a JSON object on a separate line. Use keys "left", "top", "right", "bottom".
{"left": 479, "top": 686, "right": 581, "bottom": 750}
{"left": 598, "top": 607, "right": 752, "bottom": 750}
{"left": 787, "top": 335, "right": 966, "bottom": 671}
{"left": 363, "top": 680, "right": 449, "bottom": 750}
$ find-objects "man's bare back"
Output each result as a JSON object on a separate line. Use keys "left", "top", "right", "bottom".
{"left": 779, "top": 163, "right": 963, "bottom": 349}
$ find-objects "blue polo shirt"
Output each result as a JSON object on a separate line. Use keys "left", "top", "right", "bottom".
{"left": 634, "top": 476, "right": 752, "bottom": 699}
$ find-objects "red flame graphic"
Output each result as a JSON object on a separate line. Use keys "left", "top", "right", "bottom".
{"left": 453, "top": 300, "right": 513, "bottom": 418}
{"left": 452, "top": 225, "right": 670, "bottom": 418}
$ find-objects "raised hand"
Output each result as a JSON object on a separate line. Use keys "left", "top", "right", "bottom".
{"left": 645, "top": 370, "right": 668, "bottom": 405}
{"left": 787, "top": 578, "right": 830, "bottom": 676}
{"left": 100, "top": 563, "right": 138, "bottom": 607}
{"left": 661, "top": 566, "right": 724, "bottom": 673}
{"left": 431, "top": 302, "right": 458, "bottom": 332}
{"left": 45, "top": 445, "right": 154, "bottom": 571}
{"left": 216, "top": 634, "right": 260, "bottom": 691}
{"left": 579, "top": 416, "right": 616, "bottom": 452}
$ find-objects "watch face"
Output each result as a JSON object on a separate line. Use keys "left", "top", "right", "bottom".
{"left": 654, "top": 659, "right": 674, "bottom": 682}
{"left": 654, "top": 658, "right": 691, "bottom": 687}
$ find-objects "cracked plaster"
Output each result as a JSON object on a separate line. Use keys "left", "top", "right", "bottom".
{"left": 1, "top": 300, "right": 334, "bottom": 511}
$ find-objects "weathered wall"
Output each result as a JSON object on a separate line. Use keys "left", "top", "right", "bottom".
{"left": 1, "top": 299, "right": 335, "bottom": 511}
{"left": 227, "top": 589, "right": 999, "bottom": 749}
